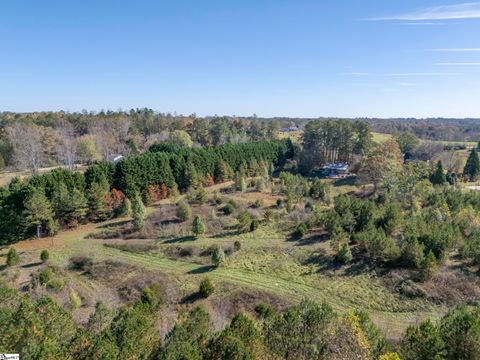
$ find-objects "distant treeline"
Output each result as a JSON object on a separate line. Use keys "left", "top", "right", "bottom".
{"left": 1, "top": 109, "right": 478, "bottom": 173}
{"left": 0, "top": 139, "right": 295, "bottom": 244}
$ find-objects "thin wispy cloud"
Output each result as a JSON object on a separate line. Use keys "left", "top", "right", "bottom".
{"left": 427, "top": 48, "right": 480, "bottom": 52}
{"left": 344, "top": 72, "right": 459, "bottom": 77}
{"left": 437, "top": 62, "right": 480, "bottom": 65}
{"left": 369, "top": 2, "right": 480, "bottom": 21}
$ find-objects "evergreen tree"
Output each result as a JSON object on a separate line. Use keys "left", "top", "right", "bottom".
{"left": 23, "top": 189, "right": 53, "bottom": 238}
{"left": 132, "top": 193, "right": 146, "bottom": 231}
{"left": 199, "top": 277, "right": 215, "bottom": 298}
{"left": 212, "top": 245, "right": 225, "bottom": 267}
{"left": 192, "top": 215, "right": 206, "bottom": 237}
{"left": 88, "top": 180, "right": 110, "bottom": 221}
{"left": 464, "top": 148, "right": 480, "bottom": 181}
{"left": 430, "top": 160, "right": 446, "bottom": 185}
{"left": 40, "top": 250, "right": 50, "bottom": 263}
{"left": 238, "top": 210, "right": 252, "bottom": 234}
{"left": 118, "top": 198, "right": 132, "bottom": 217}
{"left": 400, "top": 319, "right": 446, "bottom": 360}
{"left": 6, "top": 247, "right": 20, "bottom": 266}
{"left": 176, "top": 201, "right": 192, "bottom": 222}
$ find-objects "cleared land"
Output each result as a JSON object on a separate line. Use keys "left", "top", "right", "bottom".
{"left": 0, "top": 180, "right": 453, "bottom": 340}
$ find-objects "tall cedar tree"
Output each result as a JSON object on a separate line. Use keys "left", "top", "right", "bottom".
{"left": 430, "top": 160, "right": 446, "bottom": 185}
{"left": 192, "top": 215, "right": 206, "bottom": 237}
{"left": 23, "top": 190, "right": 54, "bottom": 238}
{"left": 132, "top": 193, "right": 146, "bottom": 231}
{"left": 464, "top": 148, "right": 480, "bottom": 181}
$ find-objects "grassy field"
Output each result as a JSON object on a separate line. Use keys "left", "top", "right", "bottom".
{"left": 0, "top": 181, "right": 447, "bottom": 340}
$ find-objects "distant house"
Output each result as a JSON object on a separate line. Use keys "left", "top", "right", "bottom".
{"left": 280, "top": 125, "right": 300, "bottom": 132}
{"left": 322, "top": 163, "right": 349, "bottom": 178}
{"left": 113, "top": 155, "right": 124, "bottom": 163}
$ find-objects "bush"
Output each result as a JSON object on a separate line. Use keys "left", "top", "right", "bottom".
{"left": 199, "top": 277, "right": 215, "bottom": 298}
{"left": 132, "top": 193, "right": 146, "bottom": 231}
{"left": 40, "top": 249, "right": 50, "bottom": 263}
{"left": 335, "top": 243, "right": 352, "bottom": 264}
{"left": 69, "top": 255, "right": 94, "bottom": 271}
{"left": 6, "top": 248, "right": 20, "bottom": 267}
{"left": 255, "top": 302, "right": 275, "bottom": 318}
{"left": 39, "top": 267, "right": 54, "bottom": 285}
{"left": 253, "top": 198, "right": 263, "bottom": 208}
{"left": 295, "top": 223, "right": 308, "bottom": 238}
{"left": 238, "top": 210, "right": 252, "bottom": 233}
{"left": 234, "top": 240, "right": 241, "bottom": 252}
{"left": 192, "top": 215, "right": 206, "bottom": 237}
{"left": 141, "top": 283, "right": 167, "bottom": 308}
{"left": 118, "top": 198, "right": 132, "bottom": 217}
{"left": 70, "top": 289, "right": 82, "bottom": 309}
{"left": 222, "top": 203, "right": 235, "bottom": 215}
{"left": 250, "top": 219, "right": 259, "bottom": 232}
{"left": 196, "top": 187, "right": 209, "bottom": 204}
{"left": 176, "top": 201, "right": 192, "bottom": 222}
{"left": 212, "top": 245, "right": 226, "bottom": 267}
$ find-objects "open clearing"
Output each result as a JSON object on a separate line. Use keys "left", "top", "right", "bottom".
{"left": 0, "top": 180, "right": 448, "bottom": 340}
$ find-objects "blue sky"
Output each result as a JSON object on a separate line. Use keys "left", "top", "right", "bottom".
{"left": 1, "top": 1, "right": 480, "bottom": 118}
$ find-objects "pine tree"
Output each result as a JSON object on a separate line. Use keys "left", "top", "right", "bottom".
{"left": 23, "top": 189, "right": 54, "bottom": 238}
{"left": 237, "top": 210, "right": 252, "bottom": 233}
{"left": 88, "top": 180, "right": 110, "bottom": 221}
{"left": 6, "top": 248, "right": 20, "bottom": 266}
{"left": 40, "top": 250, "right": 50, "bottom": 263}
{"left": 176, "top": 201, "right": 192, "bottom": 222}
{"left": 464, "top": 148, "right": 480, "bottom": 181}
{"left": 132, "top": 193, "right": 146, "bottom": 231}
{"left": 192, "top": 215, "right": 206, "bottom": 237}
{"left": 430, "top": 160, "right": 446, "bottom": 185}
{"left": 212, "top": 245, "right": 225, "bottom": 267}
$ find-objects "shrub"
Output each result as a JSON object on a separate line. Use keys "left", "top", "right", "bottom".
{"left": 40, "top": 249, "right": 50, "bottom": 263}
{"left": 212, "top": 245, "right": 226, "bottom": 267}
{"left": 255, "top": 302, "right": 275, "bottom": 318}
{"left": 335, "top": 243, "right": 352, "bottom": 264}
{"left": 222, "top": 203, "right": 235, "bottom": 216}
{"left": 238, "top": 210, "right": 252, "bottom": 233}
{"left": 234, "top": 240, "right": 241, "bottom": 252}
{"left": 295, "top": 223, "right": 308, "bottom": 238}
{"left": 253, "top": 198, "right": 263, "bottom": 208}
{"left": 47, "top": 278, "right": 65, "bottom": 292}
{"left": 199, "top": 277, "right": 215, "bottom": 298}
{"left": 118, "top": 198, "right": 132, "bottom": 217}
{"left": 176, "top": 201, "right": 192, "bottom": 222}
{"left": 132, "top": 193, "right": 146, "bottom": 231}
{"left": 70, "top": 289, "right": 82, "bottom": 309}
{"left": 6, "top": 248, "right": 20, "bottom": 267}
{"left": 69, "top": 255, "right": 94, "bottom": 271}
{"left": 39, "top": 267, "right": 54, "bottom": 285}
{"left": 250, "top": 219, "right": 259, "bottom": 232}
{"left": 192, "top": 215, "right": 206, "bottom": 237}
{"left": 196, "top": 187, "right": 209, "bottom": 204}
{"left": 141, "top": 283, "right": 167, "bottom": 308}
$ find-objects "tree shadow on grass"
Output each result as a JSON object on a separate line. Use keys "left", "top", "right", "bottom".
{"left": 97, "top": 220, "right": 130, "bottom": 229}
{"left": 210, "top": 230, "right": 239, "bottom": 239}
{"left": 163, "top": 236, "right": 196, "bottom": 244}
{"left": 187, "top": 265, "right": 215, "bottom": 274}
{"left": 180, "top": 292, "right": 203, "bottom": 304}
{"left": 22, "top": 261, "right": 43, "bottom": 269}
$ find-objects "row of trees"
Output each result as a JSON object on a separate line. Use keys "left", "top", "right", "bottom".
{"left": 0, "top": 139, "right": 295, "bottom": 244}
{"left": 2, "top": 282, "right": 479, "bottom": 360}
{"left": 300, "top": 119, "right": 372, "bottom": 173}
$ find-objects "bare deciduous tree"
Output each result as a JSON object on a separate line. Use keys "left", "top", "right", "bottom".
{"left": 57, "top": 122, "right": 77, "bottom": 170}
{"left": 5, "top": 123, "right": 44, "bottom": 174}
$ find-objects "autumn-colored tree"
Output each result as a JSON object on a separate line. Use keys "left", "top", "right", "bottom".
{"left": 357, "top": 138, "right": 403, "bottom": 191}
